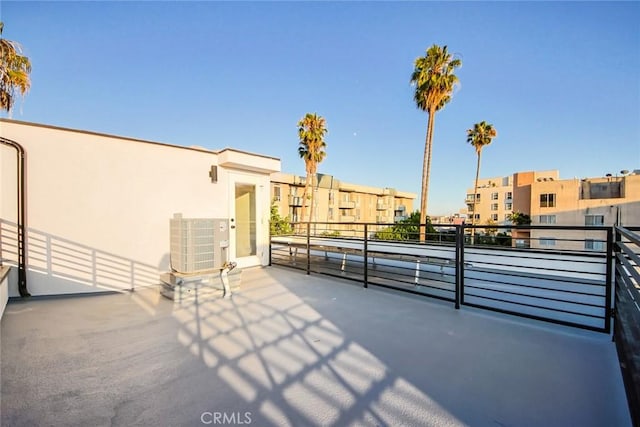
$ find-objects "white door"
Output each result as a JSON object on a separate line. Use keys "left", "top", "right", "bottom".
{"left": 229, "top": 172, "right": 263, "bottom": 268}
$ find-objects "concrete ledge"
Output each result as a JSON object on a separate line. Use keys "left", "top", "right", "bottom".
{"left": 0, "top": 265, "right": 11, "bottom": 320}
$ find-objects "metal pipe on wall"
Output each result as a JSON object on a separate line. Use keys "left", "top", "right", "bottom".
{"left": 0, "top": 137, "right": 29, "bottom": 297}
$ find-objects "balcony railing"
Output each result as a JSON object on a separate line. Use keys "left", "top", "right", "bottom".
{"left": 271, "top": 222, "right": 613, "bottom": 333}
{"left": 270, "top": 221, "right": 640, "bottom": 422}
{"left": 339, "top": 201, "right": 356, "bottom": 209}
{"left": 288, "top": 195, "right": 308, "bottom": 207}
{"left": 613, "top": 225, "right": 640, "bottom": 426}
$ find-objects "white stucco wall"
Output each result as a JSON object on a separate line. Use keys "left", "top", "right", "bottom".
{"left": 0, "top": 266, "right": 9, "bottom": 320}
{"left": 0, "top": 120, "right": 279, "bottom": 296}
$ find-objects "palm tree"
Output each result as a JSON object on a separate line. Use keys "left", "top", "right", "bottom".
{"left": 0, "top": 22, "right": 31, "bottom": 114}
{"left": 297, "top": 113, "right": 327, "bottom": 229}
{"left": 466, "top": 121, "right": 498, "bottom": 236}
{"left": 411, "top": 44, "right": 461, "bottom": 241}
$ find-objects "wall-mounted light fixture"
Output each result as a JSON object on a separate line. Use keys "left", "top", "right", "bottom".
{"left": 209, "top": 165, "right": 218, "bottom": 183}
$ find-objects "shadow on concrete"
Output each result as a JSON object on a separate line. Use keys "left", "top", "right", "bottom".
{"left": 0, "top": 218, "right": 162, "bottom": 295}
{"left": 0, "top": 266, "right": 632, "bottom": 426}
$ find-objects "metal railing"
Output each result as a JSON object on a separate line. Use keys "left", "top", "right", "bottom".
{"left": 613, "top": 225, "right": 640, "bottom": 426}
{"left": 270, "top": 222, "right": 613, "bottom": 333}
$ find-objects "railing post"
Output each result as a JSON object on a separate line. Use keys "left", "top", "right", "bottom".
{"left": 604, "top": 227, "right": 613, "bottom": 334}
{"left": 454, "top": 225, "right": 461, "bottom": 309}
{"left": 268, "top": 234, "right": 272, "bottom": 267}
{"left": 611, "top": 226, "right": 622, "bottom": 342}
{"left": 363, "top": 224, "right": 368, "bottom": 288}
{"left": 306, "top": 222, "right": 311, "bottom": 275}
{"left": 459, "top": 224, "right": 466, "bottom": 307}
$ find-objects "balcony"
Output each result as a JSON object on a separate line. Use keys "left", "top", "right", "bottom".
{"left": 268, "top": 223, "right": 638, "bottom": 425}
{"left": 376, "top": 203, "right": 388, "bottom": 211}
{"left": 288, "top": 195, "right": 308, "bottom": 207}
{"left": 465, "top": 195, "right": 480, "bottom": 204}
{"left": 339, "top": 200, "right": 356, "bottom": 209}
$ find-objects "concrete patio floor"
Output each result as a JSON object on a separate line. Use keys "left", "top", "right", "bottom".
{"left": 1, "top": 266, "right": 631, "bottom": 426}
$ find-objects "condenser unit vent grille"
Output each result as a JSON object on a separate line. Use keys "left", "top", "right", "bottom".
{"left": 170, "top": 215, "right": 229, "bottom": 273}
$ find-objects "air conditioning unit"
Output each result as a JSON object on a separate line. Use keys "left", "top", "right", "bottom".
{"left": 170, "top": 213, "right": 229, "bottom": 273}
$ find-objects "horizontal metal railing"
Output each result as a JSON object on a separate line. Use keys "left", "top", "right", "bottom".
{"left": 270, "top": 222, "right": 613, "bottom": 333}
{"left": 613, "top": 225, "right": 640, "bottom": 426}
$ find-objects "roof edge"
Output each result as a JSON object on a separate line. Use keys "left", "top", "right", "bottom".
{"left": 0, "top": 118, "right": 216, "bottom": 155}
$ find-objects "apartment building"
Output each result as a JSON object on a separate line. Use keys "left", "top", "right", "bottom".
{"left": 270, "top": 172, "right": 415, "bottom": 229}
{"left": 462, "top": 169, "right": 640, "bottom": 250}
{"left": 527, "top": 170, "right": 640, "bottom": 250}
{"left": 463, "top": 174, "right": 517, "bottom": 225}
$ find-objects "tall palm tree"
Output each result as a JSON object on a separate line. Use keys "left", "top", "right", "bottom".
{"left": 411, "top": 44, "right": 461, "bottom": 241}
{"left": 297, "top": 113, "right": 327, "bottom": 228}
{"left": 466, "top": 121, "right": 498, "bottom": 233}
{"left": 0, "top": 22, "right": 31, "bottom": 114}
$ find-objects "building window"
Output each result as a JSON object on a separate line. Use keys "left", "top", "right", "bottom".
{"left": 505, "top": 203, "right": 512, "bottom": 211}
{"left": 505, "top": 192, "right": 512, "bottom": 200}
{"left": 515, "top": 239, "right": 528, "bottom": 248}
{"left": 474, "top": 214, "right": 480, "bottom": 221}
{"left": 504, "top": 214, "right": 511, "bottom": 221}
{"left": 491, "top": 214, "right": 498, "bottom": 221}
{"left": 585, "top": 239, "right": 605, "bottom": 251}
{"left": 491, "top": 192, "right": 498, "bottom": 200}
{"left": 540, "top": 193, "right": 556, "bottom": 208}
{"left": 585, "top": 215, "right": 605, "bottom": 226}
{"left": 539, "top": 237, "right": 556, "bottom": 246}
{"left": 328, "top": 208, "right": 334, "bottom": 220}
{"left": 329, "top": 191, "right": 334, "bottom": 203}
{"left": 273, "top": 186, "right": 281, "bottom": 201}
{"left": 476, "top": 193, "right": 481, "bottom": 203}
{"left": 539, "top": 215, "right": 556, "bottom": 224}
{"left": 491, "top": 203, "right": 498, "bottom": 211}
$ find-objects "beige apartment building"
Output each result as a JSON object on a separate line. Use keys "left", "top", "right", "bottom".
{"left": 270, "top": 172, "right": 415, "bottom": 230}
{"left": 463, "top": 169, "right": 640, "bottom": 250}
{"left": 463, "top": 174, "right": 517, "bottom": 226}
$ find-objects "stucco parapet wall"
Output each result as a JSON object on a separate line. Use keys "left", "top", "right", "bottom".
{"left": 271, "top": 172, "right": 303, "bottom": 185}
{"left": 273, "top": 172, "right": 415, "bottom": 199}
{"left": 0, "top": 119, "right": 281, "bottom": 174}
{"left": 341, "top": 182, "right": 417, "bottom": 199}
{"left": 271, "top": 172, "right": 340, "bottom": 189}
{"left": 0, "top": 119, "right": 213, "bottom": 154}
{"left": 217, "top": 148, "right": 280, "bottom": 174}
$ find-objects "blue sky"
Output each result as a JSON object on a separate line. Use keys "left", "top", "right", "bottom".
{"left": 2, "top": 1, "right": 639, "bottom": 216}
